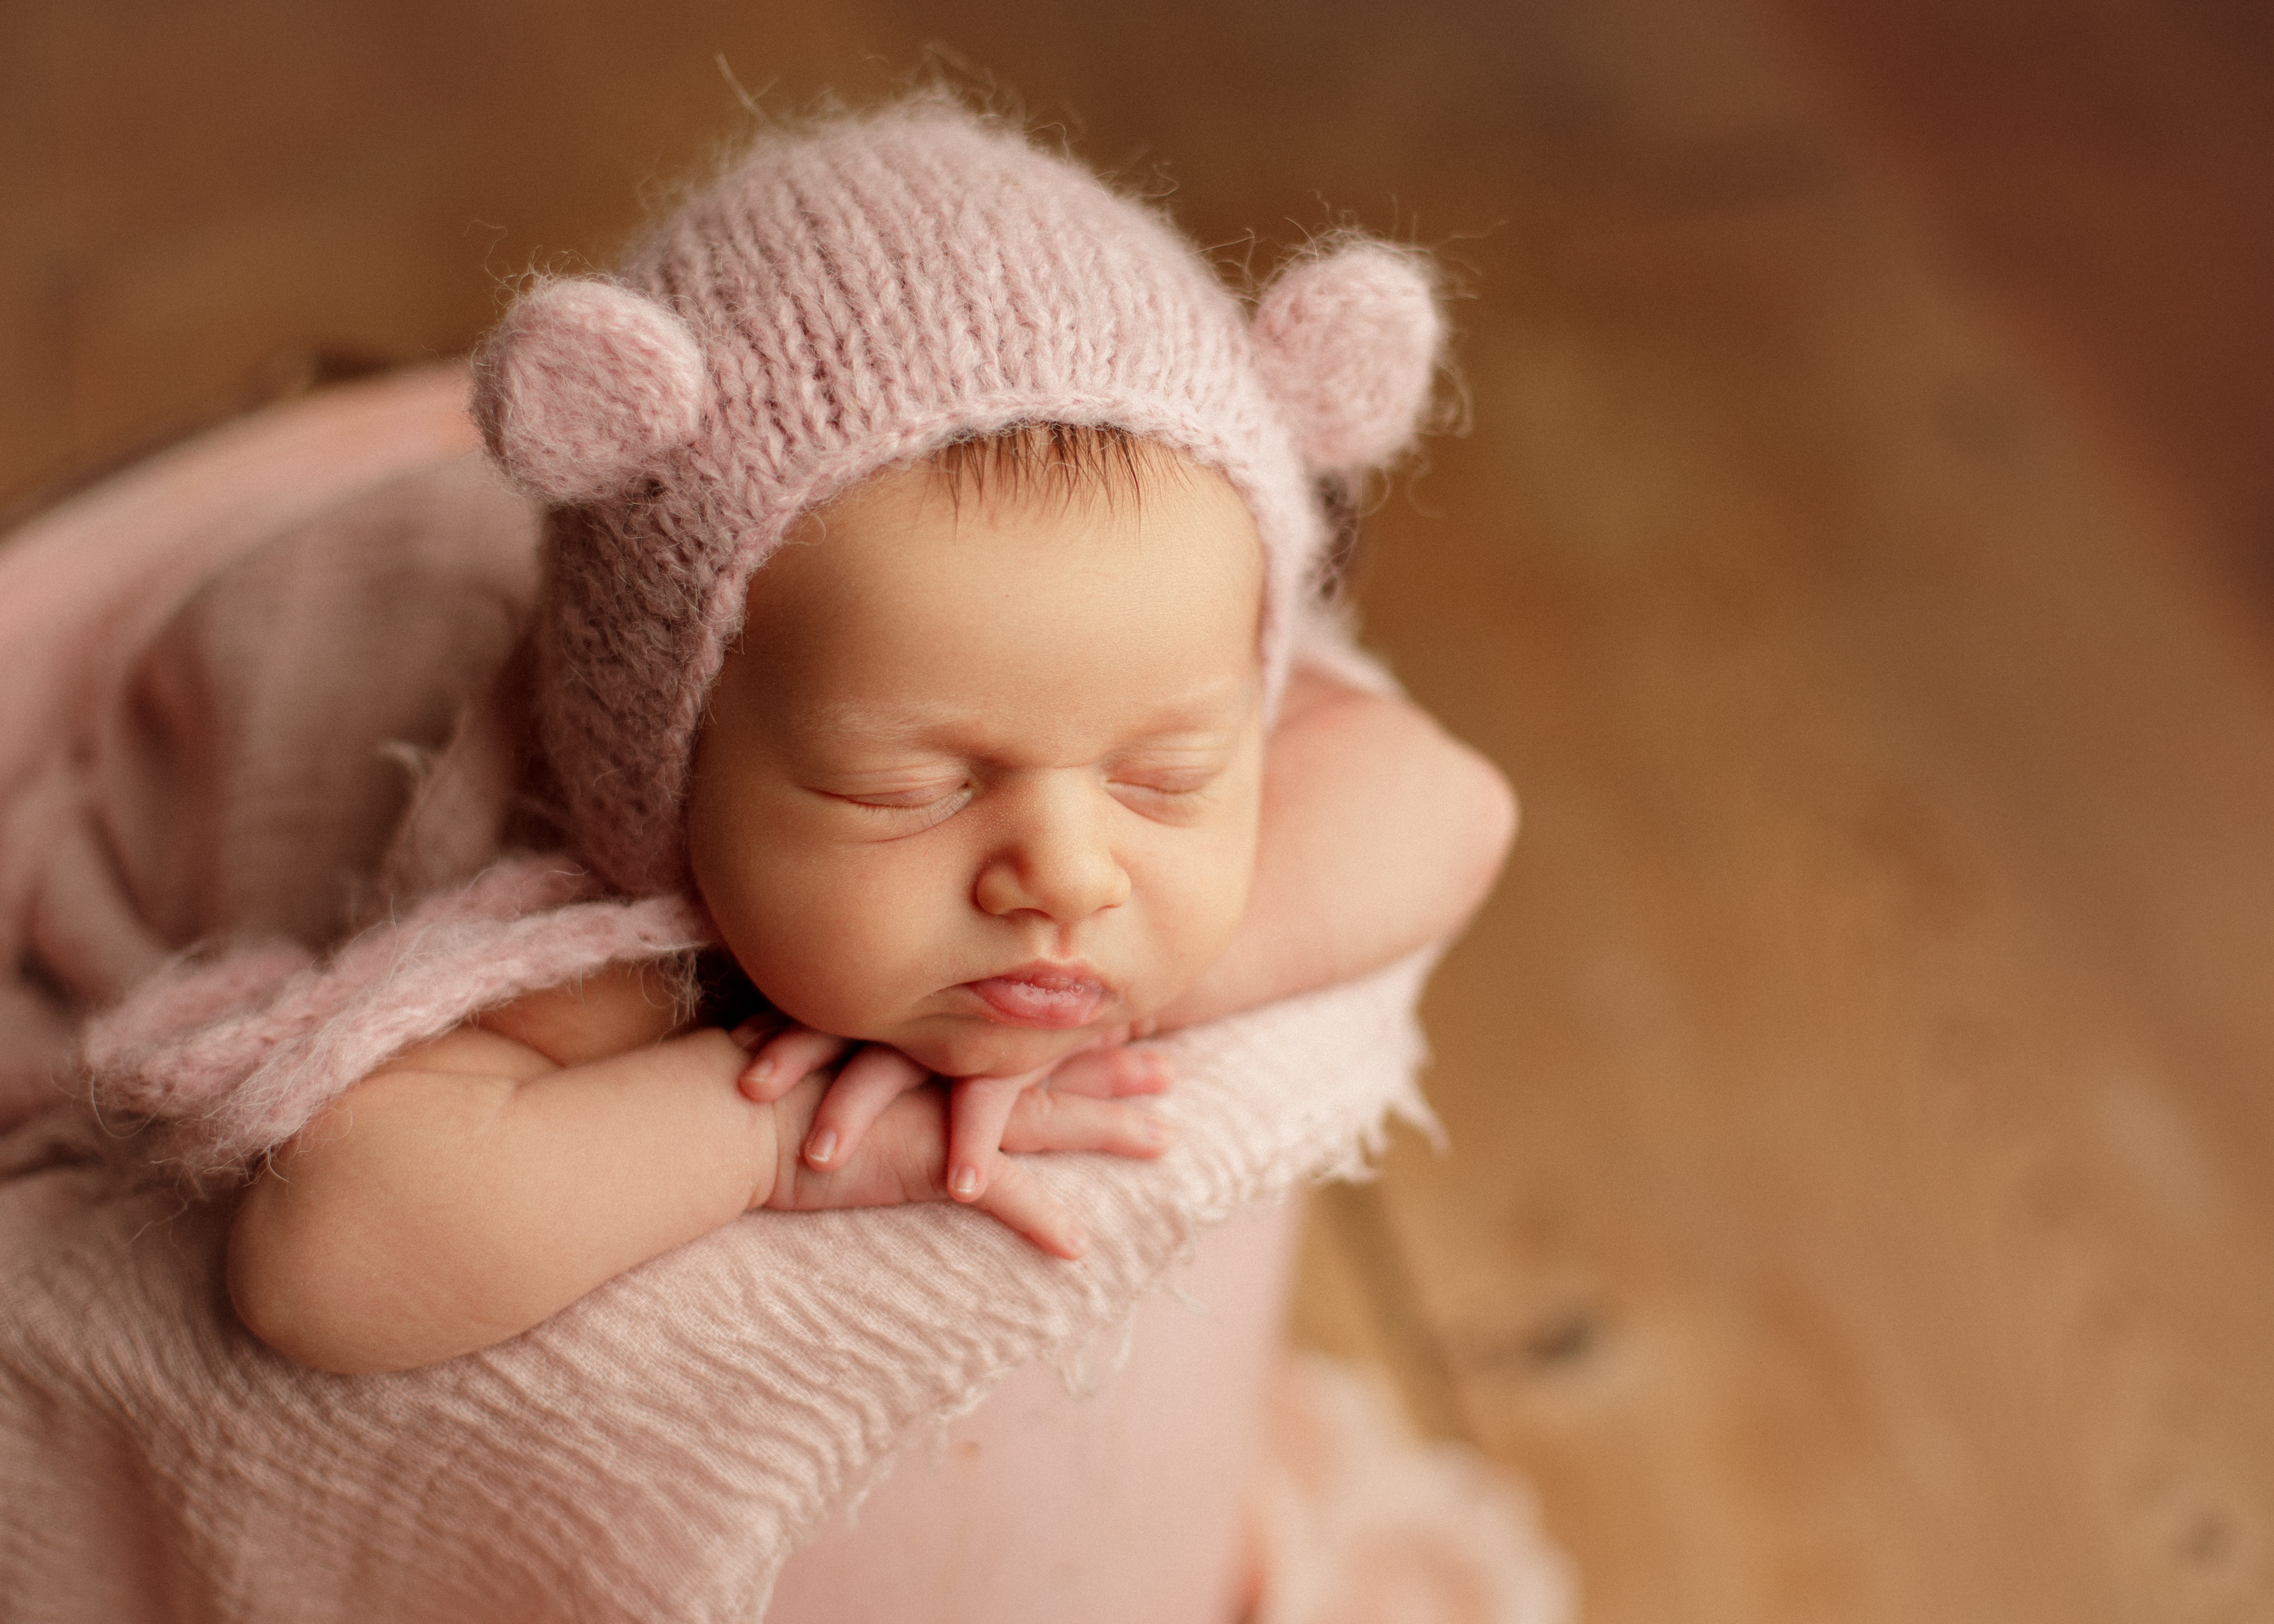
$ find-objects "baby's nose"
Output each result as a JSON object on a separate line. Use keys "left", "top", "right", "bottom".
{"left": 974, "top": 781, "right": 1131, "bottom": 924}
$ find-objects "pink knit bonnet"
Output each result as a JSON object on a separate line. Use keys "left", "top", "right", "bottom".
{"left": 472, "top": 101, "right": 1444, "bottom": 897}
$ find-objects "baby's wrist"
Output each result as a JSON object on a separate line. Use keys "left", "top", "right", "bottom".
{"left": 739, "top": 1066, "right": 829, "bottom": 1215}
{"left": 707, "top": 1026, "right": 787, "bottom": 1214}
{"left": 741, "top": 1098, "right": 781, "bottom": 1214}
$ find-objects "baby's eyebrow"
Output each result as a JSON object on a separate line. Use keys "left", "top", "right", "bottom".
{"left": 795, "top": 703, "right": 1028, "bottom": 751}
{"left": 796, "top": 704, "right": 957, "bottom": 746}
{"left": 798, "top": 683, "right": 1254, "bottom": 750}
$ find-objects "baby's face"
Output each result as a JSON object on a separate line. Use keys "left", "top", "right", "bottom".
{"left": 686, "top": 452, "right": 1266, "bottom": 1079}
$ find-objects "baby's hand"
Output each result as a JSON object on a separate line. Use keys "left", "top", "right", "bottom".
{"left": 751, "top": 1040, "right": 1173, "bottom": 1257}
{"left": 732, "top": 1020, "right": 1169, "bottom": 1217}
{"left": 933, "top": 1032, "right": 1171, "bottom": 1206}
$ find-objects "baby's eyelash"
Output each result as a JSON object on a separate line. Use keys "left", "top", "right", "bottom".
{"left": 837, "top": 782, "right": 972, "bottom": 815}
{"left": 1107, "top": 766, "right": 1219, "bottom": 797}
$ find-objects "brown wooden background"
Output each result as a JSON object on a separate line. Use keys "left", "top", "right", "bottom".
{"left": 7, "top": 2, "right": 2273, "bottom": 1619}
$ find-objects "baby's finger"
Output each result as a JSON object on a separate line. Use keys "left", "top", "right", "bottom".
{"left": 1043, "top": 1043, "right": 1170, "bottom": 1100}
{"left": 803, "top": 1045, "right": 929, "bottom": 1170}
{"left": 945, "top": 1074, "right": 1038, "bottom": 1202}
{"left": 1001, "top": 1091, "right": 1174, "bottom": 1159}
{"left": 971, "top": 1157, "right": 1087, "bottom": 1260}
{"left": 738, "top": 1026, "right": 848, "bottom": 1103}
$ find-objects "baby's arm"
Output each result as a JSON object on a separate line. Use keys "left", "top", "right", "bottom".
{"left": 227, "top": 967, "right": 1162, "bottom": 1374}
{"left": 1155, "top": 660, "right": 1517, "bottom": 1028}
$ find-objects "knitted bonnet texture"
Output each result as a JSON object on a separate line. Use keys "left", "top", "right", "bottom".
{"left": 473, "top": 101, "right": 1443, "bottom": 897}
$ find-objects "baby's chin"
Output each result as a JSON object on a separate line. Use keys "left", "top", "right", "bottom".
{"left": 892, "top": 1017, "right": 1108, "bottom": 1081}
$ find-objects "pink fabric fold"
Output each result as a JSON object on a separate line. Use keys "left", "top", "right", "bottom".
{"left": 0, "top": 364, "right": 515, "bottom": 1132}
{"left": 1254, "top": 1353, "right": 1576, "bottom": 1624}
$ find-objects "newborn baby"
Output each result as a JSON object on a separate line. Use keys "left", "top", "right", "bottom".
{"left": 209, "top": 106, "right": 1512, "bottom": 1373}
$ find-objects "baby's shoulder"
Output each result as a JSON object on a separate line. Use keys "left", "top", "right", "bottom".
{"left": 471, "top": 958, "right": 695, "bottom": 1067}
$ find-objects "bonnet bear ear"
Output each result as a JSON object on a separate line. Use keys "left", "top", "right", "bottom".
{"left": 1251, "top": 241, "right": 1443, "bottom": 475}
{"left": 470, "top": 279, "right": 707, "bottom": 504}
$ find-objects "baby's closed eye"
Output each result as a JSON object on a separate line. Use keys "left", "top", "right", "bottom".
{"left": 816, "top": 772, "right": 975, "bottom": 830}
{"left": 1104, "top": 751, "right": 1237, "bottom": 818}
{"left": 837, "top": 781, "right": 971, "bottom": 811}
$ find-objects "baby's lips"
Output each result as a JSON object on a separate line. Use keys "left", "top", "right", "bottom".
{"left": 965, "top": 972, "right": 1109, "bottom": 1030}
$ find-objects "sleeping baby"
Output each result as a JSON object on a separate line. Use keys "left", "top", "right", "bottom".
{"left": 121, "top": 102, "right": 1514, "bottom": 1373}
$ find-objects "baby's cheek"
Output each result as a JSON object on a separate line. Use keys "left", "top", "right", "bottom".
{"left": 730, "top": 927, "right": 878, "bottom": 1035}
{"left": 1137, "top": 836, "right": 1256, "bottom": 1004}
{"left": 731, "top": 870, "right": 944, "bottom": 1036}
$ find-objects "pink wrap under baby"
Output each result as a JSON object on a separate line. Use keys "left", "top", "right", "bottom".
{"left": 0, "top": 367, "right": 1567, "bottom": 1622}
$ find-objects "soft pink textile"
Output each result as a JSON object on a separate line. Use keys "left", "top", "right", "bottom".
{"left": 1254, "top": 1354, "right": 1576, "bottom": 1624}
{"left": 0, "top": 367, "right": 1502, "bottom": 1621}
{"left": 1250, "top": 241, "right": 1445, "bottom": 473}
{"left": 0, "top": 368, "right": 501, "bottom": 1132}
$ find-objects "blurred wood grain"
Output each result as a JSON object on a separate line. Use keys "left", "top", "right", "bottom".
{"left": 7, "top": 1, "right": 2272, "bottom": 1619}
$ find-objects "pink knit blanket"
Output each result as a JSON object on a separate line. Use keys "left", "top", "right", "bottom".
{"left": 0, "top": 367, "right": 1440, "bottom": 1620}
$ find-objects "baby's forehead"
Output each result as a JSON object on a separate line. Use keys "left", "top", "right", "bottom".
{"left": 719, "top": 438, "right": 1267, "bottom": 734}
{"left": 753, "top": 430, "right": 1266, "bottom": 620}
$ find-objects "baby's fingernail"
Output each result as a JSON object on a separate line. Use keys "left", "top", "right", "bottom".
{"left": 1060, "top": 1223, "right": 1088, "bottom": 1257}
{"left": 951, "top": 1164, "right": 979, "bottom": 1200}
{"left": 1143, "top": 1118, "right": 1172, "bottom": 1148}
{"left": 805, "top": 1128, "right": 837, "bottom": 1168}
